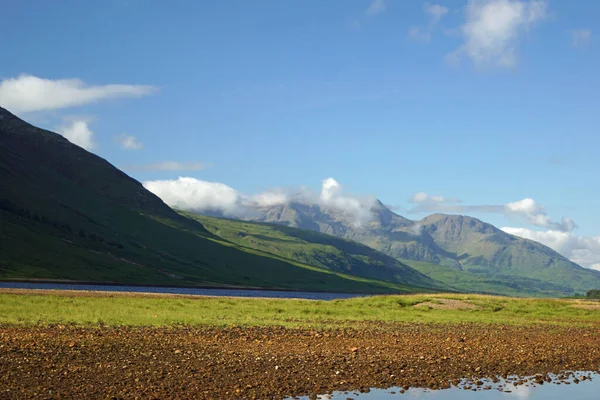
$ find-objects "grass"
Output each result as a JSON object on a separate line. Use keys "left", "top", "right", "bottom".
{"left": 1, "top": 291, "right": 599, "bottom": 328}
{"left": 401, "top": 259, "right": 582, "bottom": 298}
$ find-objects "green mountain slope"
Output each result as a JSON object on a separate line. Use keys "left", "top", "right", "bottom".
{"left": 0, "top": 107, "right": 434, "bottom": 293}
{"left": 249, "top": 202, "right": 600, "bottom": 296}
{"left": 181, "top": 212, "right": 445, "bottom": 291}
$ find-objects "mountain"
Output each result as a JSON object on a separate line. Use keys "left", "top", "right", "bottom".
{"left": 248, "top": 201, "right": 600, "bottom": 296}
{"left": 0, "top": 107, "right": 435, "bottom": 293}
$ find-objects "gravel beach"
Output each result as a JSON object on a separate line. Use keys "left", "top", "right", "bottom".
{"left": 2, "top": 323, "right": 600, "bottom": 399}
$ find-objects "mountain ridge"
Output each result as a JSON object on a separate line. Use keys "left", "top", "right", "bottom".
{"left": 245, "top": 201, "right": 600, "bottom": 296}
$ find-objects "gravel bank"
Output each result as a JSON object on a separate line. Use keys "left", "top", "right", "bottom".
{"left": 1, "top": 324, "right": 599, "bottom": 399}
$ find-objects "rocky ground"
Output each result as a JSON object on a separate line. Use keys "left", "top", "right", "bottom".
{"left": 1, "top": 323, "right": 600, "bottom": 399}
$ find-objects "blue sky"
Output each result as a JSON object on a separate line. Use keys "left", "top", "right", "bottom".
{"left": 1, "top": 0, "right": 598, "bottom": 268}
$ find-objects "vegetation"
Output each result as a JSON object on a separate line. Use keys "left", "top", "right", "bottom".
{"left": 402, "top": 260, "right": 576, "bottom": 298}
{"left": 1, "top": 291, "right": 599, "bottom": 328}
{"left": 586, "top": 289, "right": 600, "bottom": 299}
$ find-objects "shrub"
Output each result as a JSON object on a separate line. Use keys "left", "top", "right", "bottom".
{"left": 585, "top": 289, "right": 600, "bottom": 299}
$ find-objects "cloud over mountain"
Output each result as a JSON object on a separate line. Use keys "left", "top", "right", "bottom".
{"left": 144, "top": 177, "right": 242, "bottom": 216}
{"left": 144, "top": 177, "right": 376, "bottom": 225}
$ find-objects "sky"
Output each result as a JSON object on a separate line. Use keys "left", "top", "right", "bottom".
{"left": 1, "top": 0, "right": 598, "bottom": 269}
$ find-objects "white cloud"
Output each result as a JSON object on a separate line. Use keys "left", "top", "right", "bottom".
{"left": 127, "top": 161, "right": 209, "bottom": 172}
{"left": 504, "top": 198, "right": 576, "bottom": 231}
{"left": 449, "top": 0, "right": 548, "bottom": 68}
{"left": 366, "top": 0, "right": 386, "bottom": 16}
{"left": 409, "top": 193, "right": 576, "bottom": 232}
{"left": 571, "top": 29, "right": 592, "bottom": 47}
{"left": 114, "top": 133, "right": 143, "bottom": 150}
{"left": 248, "top": 190, "right": 289, "bottom": 208}
{"left": 408, "top": 27, "right": 432, "bottom": 42}
{"left": 408, "top": 3, "right": 449, "bottom": 42}
{"left": 410, "top": 192, "right": 457, "bottom": 204}
{"left": 424, "top": 3, "right": 449, "bottom": 24}
{"left": 57, "top": 119, "right": 95, "bottom": 151}
{"left": 319, "top": 178, "right": 377, "bottom": 226}
{"left": 0, "top": 74, "right": 156, "bottom": 113}
{"left": 501, "top": 227, "right": 600, "bottom": 270}
{"left": 144, "top": 177, "right": 242, "bottom": 216}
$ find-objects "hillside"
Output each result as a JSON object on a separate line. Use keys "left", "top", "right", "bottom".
{"left": 0, "top": 107, "right": 435, "bottom": 293}
{"left": 248, "top": 201, "right": 600, "bottom": 296}
{"left": 181, "top": 212, "right": 444, "bottom": 291}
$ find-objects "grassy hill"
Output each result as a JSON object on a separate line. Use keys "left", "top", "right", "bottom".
{"left": 181, "top": 212, "right": 445, "bottom": 291}
{"left": 0, "top": 107, "right": 435, "bottom": 294}
{"left": 182, "top": 212, "right": 579, "bottom": 297}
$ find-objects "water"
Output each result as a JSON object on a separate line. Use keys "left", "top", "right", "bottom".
{"left": 0, "top": 281, "right": 370, "bottom": 300}
{"left": 300, "top": 372, "right": 600, "bottom": 400}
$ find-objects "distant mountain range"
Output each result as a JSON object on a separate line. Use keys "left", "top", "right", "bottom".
{"left": 0, "top": 106, "right": 436, "bottom": 294}
{"left": 3, "top": 105, "right": 599, "bottom": 297}
{"left": 245, "top": 200, "right": 600, "bottom": 296}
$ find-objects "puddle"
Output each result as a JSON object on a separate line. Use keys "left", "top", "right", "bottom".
{"left": 294, "top": 371, "right": 599, "bottom": 400}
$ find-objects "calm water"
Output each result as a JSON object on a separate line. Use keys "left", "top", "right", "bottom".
{"left": 0, "top": 281, "right": 370, "bottom": 300}
{"left": 301, "top": 372, "right": 600, "bottom": 400}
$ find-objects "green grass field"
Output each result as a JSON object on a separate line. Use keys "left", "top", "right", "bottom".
{"left": 1, "top": 291, "right": 599, "bottom": 328}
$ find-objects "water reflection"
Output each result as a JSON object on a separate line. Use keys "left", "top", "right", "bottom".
{"left": 300, "top": 372, "right": 599, "bottom": 400}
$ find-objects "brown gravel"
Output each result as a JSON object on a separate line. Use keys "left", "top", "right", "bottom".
{"left": 1, "top": 323, "right": 600, "bottom": 399}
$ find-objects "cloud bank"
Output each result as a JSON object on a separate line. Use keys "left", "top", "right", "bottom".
{"left": 144, "top": 177, "right": 376, "bottom": 225}
{"left": 449, "top": 0, "right": 548, "bottom": 68}
{"left": 0, "top": 74, "right": 156, "bottom": 113}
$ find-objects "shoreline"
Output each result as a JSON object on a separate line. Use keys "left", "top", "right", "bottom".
{"left": 0, "top": 279, "right": 390, "bottom": 295}
{"left": 0, "top": 287, "right": 340, "bottom": 301}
